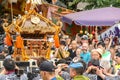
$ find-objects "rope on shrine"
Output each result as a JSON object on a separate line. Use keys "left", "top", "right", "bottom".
{"left": 10, "top": 0, "right": 13, "bottom": 22}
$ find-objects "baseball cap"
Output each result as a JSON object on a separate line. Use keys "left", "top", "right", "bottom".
{"left": 69, "top": 62, "right": 83, "bottom": 68}
{"left": 81, "top": 35, "right": 88, "bottom": 40}
{"left": 39, "top": 61, "right": 55, "bottom": 72}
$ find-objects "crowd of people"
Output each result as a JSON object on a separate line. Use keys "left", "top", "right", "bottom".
{"left": 0, "top": 32, "right": 120, "bottom": 80}
{"left": 0, "top": 0, "right": 119, "bottom": 80}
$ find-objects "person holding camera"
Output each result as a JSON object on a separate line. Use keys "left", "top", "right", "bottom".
{"left": 55, "top": 59, "right": 71, "bottom": 80}
{"left": 69, "top": 62, "right": 90, "bottom": 80}
{"left": 85, "top": 48, "right": 103, "bottom": 80}
{"left": 0, "top": 58, "right": 28, "bottom": 80}
{"left": 95, "top": 52, "right": 120, "bottom": 80}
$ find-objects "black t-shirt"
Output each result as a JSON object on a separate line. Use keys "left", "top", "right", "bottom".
{"left": 68, "top": 49, "right": 76, "bottom": 59}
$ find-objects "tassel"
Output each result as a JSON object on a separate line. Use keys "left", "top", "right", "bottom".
{"left": 54, "top": 33, "right": 60, "bottom": 48}
{"left": 46, "top": 43, "right": 51, "bottom": 59}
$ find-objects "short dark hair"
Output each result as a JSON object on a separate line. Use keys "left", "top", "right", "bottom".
{"left": 116, "top": 52, "right": 120, "bottom": 57}
{"left": 78, "top": 60, "right": 86, "bottom": 71}
{"left": 55, "top": 59, "right": 67, "bottom": 66}
{"left": 97, "top": 42, "right": 105, "bottom": 48}
{"left": 104, "top": 37, "right": 110, "bottom": 41}
{"left": 60, "top": 41, "right": 66, "bottom": 46}
{"left": 74, "top": 67, "right": 84, "bottom": 75}
{"left": 3, "top": 59, "right": 15, "bottom": 71}
{"left": 36, "top": 57, "right": 47, "bottom": 66}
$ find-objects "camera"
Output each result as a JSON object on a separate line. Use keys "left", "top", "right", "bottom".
{"left": 15, "top": 61, "right": 40, "bottom": 80}
{"left": 27, "top": 59, "right": 40, "bottom": 80}
{"left": 88, "top": 59, "right": 100, "bottom": 74}
{"left": 15, "top": 69, "right": 24, "bottom": 78}
{"left": 28, "top": 59, "right": 38, "bottom": 67}
{"left": 15, "top": 61, "right": 30, "bottom": 69}
{"left": 27, "top": 67, "right": 40, "bottom": 80}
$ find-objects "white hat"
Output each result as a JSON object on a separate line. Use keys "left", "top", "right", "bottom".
{"left": 81, "top": 35, "right": 88, "bottom": 40}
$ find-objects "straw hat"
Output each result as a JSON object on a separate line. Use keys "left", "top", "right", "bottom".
{"left": 91, "top": 48, "right": 103, "bottom": 57}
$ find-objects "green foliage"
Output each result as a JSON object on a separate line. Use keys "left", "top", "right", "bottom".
{"left": 60, "top": 0, "right": 120, "bottom": 10}
{"left": 83, "top": 0, "right": 120, "bottom": 10}
{"left": 57, "top": 8, "right": 62, "bottom": 13}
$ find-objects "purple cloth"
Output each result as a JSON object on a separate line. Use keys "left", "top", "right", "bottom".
{"left": 62, "top": 7, "right": 120, "bottom": 26}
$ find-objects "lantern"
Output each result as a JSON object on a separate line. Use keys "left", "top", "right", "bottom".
{"left": 84, "top": 31, "right": 88, "bottom": 34}
{"left": 89, "top": 34, "right": 93, "bottom": 39}
{"left": 80, "top": 30, "right": 83, "bottom": 34}
{"left": 92, "top": 31, "right": 95, "bottom": 35}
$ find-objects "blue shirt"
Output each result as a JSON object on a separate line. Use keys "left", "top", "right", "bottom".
{"left": 80, "top": 51, "right": 91, "bottom": 63}
{"left": 51, "top": 77, "right": 57, "bottom": 80}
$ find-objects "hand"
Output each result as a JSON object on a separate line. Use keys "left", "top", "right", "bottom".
{"left": 86, "top": 65, "right": 97, "bottom": 73}
{"left": 102, "top": 68, "right": 113, "bottom": 76}
{"left": 57, "top": 64, "right": 68, "bottom": 69}
{"left": 96, "top": 68, "right": 105, "bottom": 79}
{"left": 55, "top": 67, "right": 61, "bottom": 76}
{"left": 96, "top": 68, "right": 103, "bottom": 75}
{"left": 15, "top": 65, "right": 20, "bottom": 70}
{"left": 109, "top": 35, "right": 113, "bottom": 40}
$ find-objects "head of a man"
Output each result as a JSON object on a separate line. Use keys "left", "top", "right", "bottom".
{"left": 3, "top": 59, "right": 15, "bottom": 71}
{"left": 39, "top": 61, "right": 56, "bottom": 80}
{"left": 104, "top": 37, "right": 110, "bottom": 45}
{"left": 91, "top": 48, "right": 103, "bottom": 60}
{"left": 116, "top": 43, "right": 120, "bottom": 53}
{"left": 71, "top": 40, "right": 77, "bottom": 50}
{"left": 60, "top": 40, "right": 66, "bottom": 49}
{"left": 115, "top": 52, "right": 120, "bottom": 64}
{"left": 82, "top": 43, "right": 89, "bottom": 52}
{"left": 69, "top": 62, "right": 84, "bottom": 78}
{"left": 97, "top": 42, "right": 106, "bottom": 52}
{"left": 65, "top": 38, "right": 71, "bottom": 45}
{"left": 76, "top": 48, "right": 82, "bottom": 57}
{"left": 81, "top": 35, "right": 89, "bottom": 43}
{"left": 118, "top": 45, "right": 120, "bottom": 53}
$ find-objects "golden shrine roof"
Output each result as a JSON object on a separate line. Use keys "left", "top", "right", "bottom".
{"left": 3, "top": 10, "right": 59, "bottom": 36}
